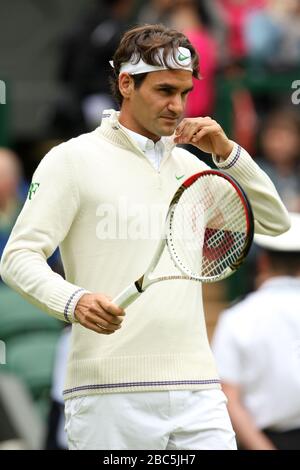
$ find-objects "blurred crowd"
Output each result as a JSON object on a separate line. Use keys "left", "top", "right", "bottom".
{"left": 0, "top": 0, "right": 300, "bottom": 450}
{"left": 2, "top": 0, "right": 300, "bottom": 207}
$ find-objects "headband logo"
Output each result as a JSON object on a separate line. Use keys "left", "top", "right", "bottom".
{"left": 178, "top": 54, "right": 189, "bottom": 62}
{"left": 178, "top": 53, "right": 190, "bottom": 62}
{"left": 177, "top": 47, "right": 191, "bottom": 66}
{"left": 112, "top": 47, "right": 193, "bottom": 75}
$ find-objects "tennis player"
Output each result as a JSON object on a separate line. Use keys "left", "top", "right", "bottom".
{"left": 0, "top": 24, "right": 290, "bottom": 450}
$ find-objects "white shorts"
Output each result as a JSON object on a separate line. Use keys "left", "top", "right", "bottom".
{"left": 65, "top": 389, "right": 237, "bottom": 450}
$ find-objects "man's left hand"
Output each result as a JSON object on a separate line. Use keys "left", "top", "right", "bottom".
{"left": 174, "top": 117, "right": 234, "bottom": 160}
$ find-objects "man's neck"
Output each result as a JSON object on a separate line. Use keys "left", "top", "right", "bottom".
{"left": 118, "top": 110, "right": 160, "bottom": 143}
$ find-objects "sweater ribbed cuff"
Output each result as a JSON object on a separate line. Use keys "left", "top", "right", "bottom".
{"left": 48, "top": 283, "right": 90, "bottom": 323}
{"left": 212, "top": 142, "right": 241, "bottom": 169}
{"left": 65, "top": 288, "right": 90, "bottom": 323}
{"left": 213, "top": 142, "right": 261, "bottom": 186}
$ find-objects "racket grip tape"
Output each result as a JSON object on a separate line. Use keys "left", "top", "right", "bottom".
{"left": 112, "top": 282, "right": 142, "bottom": 309}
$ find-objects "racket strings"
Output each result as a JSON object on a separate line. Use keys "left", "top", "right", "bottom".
{"left": 191, "top": 178, "right": 247, "bottom": 277}
{"left": 168, "top": 174, "right": 249, "bottom": 280}
{"left": 202, "top": 195, "right": 246, "bottom": 270}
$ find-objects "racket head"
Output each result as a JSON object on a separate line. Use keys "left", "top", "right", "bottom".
{"left": 166, "top": 170, "right": 254, "bottom": 282}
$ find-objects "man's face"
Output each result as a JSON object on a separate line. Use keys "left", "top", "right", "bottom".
{"left": 119, "top": 69, "right": 193, "bottom": 141}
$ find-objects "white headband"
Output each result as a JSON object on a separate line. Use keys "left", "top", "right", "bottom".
{"left": 110, "top": 47, "right": 193, "bottom": 75}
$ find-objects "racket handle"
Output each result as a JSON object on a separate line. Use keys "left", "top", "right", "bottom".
{"left": 112, "top": 282, "right": 142, "bottom": 309}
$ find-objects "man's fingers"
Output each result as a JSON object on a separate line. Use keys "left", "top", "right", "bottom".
{"left": 77, "top": 311, "right": 121, "bottom": 333}
{"left": 175, "top": 119, "right": 217, "bottom": 143}
{"left": 90, "top": 305, "right": 124, "bottom": 325}
{"left": 191, "top": 127, "right": 212, "bottom": 143}
{"left": 88, "top": 311, "right": 122, "bottom": 331}
{"left": 76, "top": 308, "right": 124, "bottom": 331}
{"left": 178, "top": 123, "right": 198, "bottom": 142}
{"left": 175, "top": 124, "right": 214, "bottom": 144}
{"left": 175, "top": 117, "right": 213, "bottom": 136}
{"left": 191, "top": 122, "right": 224, "bottom": 143}
{"left": 74, "top": 293, "right": 126, "bottom": 332}
{"left": 84, "top": 319, "right": 116, "bottom": 335}
{"left": 96, "top": 297, "right": 125, "bottom": 317}
{"left": 184, "top": 123, "right": 212, "bottom": 143}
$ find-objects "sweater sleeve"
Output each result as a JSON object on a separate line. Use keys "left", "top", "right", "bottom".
{"left": 0, "top": 145, "right": 89, "bottom": 323}
{"left": 213, "top": 143, "right": 291, "bottom": 235}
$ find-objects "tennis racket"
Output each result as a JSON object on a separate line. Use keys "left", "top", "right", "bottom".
{"left": 113, "top": 170, "right": 254, "bottom": 309}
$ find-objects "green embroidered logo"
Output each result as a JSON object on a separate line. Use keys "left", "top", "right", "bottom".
{"left": 178, "top": 53, "right": 189, "bottom": 62}
{"left": 28, "top": 182, "right": 40, "bottom": 200}
{"left": 175, "top": 174, "right": 185, "bottom": 181}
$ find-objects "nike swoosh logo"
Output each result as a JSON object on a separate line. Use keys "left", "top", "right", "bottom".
{"left": 178, "top": 53, "right": 189, "bottom": 61}
{"left": 175, "top": 174, "right": 185, "bottom": 180}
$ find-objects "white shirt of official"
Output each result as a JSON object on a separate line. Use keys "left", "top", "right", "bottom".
{"left": 212, "top": 276, "right": 300, "bottom": 432}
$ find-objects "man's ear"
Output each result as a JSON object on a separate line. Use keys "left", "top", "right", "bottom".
{"left": 119, "top": 73, "right": 134, "bottom": 99}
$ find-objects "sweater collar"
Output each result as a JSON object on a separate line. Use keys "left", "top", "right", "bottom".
{"left": 97, "top": 109, "right": 176, "bottom": 158}
{"left": 119, "top": 123, "right": 166, "bottom": 155}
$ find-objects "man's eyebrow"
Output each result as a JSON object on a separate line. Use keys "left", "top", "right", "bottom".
{"left": 156, "top": 83, "right": 194, "bottom": 93}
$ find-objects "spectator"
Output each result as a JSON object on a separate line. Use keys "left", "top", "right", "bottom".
{"left": 212, "top": 213, "right": 300, "bottom": 450}
{"left": 169, "top": 0, "right": 218, "bottom": 118}
{"left": 52, "top": 0, "right": 135, "bottom": 136}
{"left": 255, "top": 108, "right": 300, "bottom": 212}
{"left": 137, "top": 0, "right": 174, "bottom": 26}
{"left": 0, "top": 148, "right": 23, "bottom": 262}
{"left": 245, "top": 0, "right": 300, "bottom": 67}
{"left": 216, "top": 0, "right": 267, "bottom": 62}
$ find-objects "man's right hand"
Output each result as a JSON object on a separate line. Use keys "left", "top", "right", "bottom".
{"left": 74, "top": 293, "right": 125, "bottom": 334}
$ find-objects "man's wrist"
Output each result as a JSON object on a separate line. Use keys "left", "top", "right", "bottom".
{"left": 216, "top": 141, "right": 234, "bottom": 162}
{"left": 69, "top": 289, "right": 90, "bottom": 323}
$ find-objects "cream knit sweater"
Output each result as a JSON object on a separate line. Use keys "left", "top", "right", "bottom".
{"left": 0, "top": 110, "right": 290, "bottom": 399}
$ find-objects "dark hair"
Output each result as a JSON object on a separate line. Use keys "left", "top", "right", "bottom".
{"left": 265, "top": 249, "right": 300, "bottom": 276}
{"left": 109, "top": 23, "right": 200, "bottom": 106}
